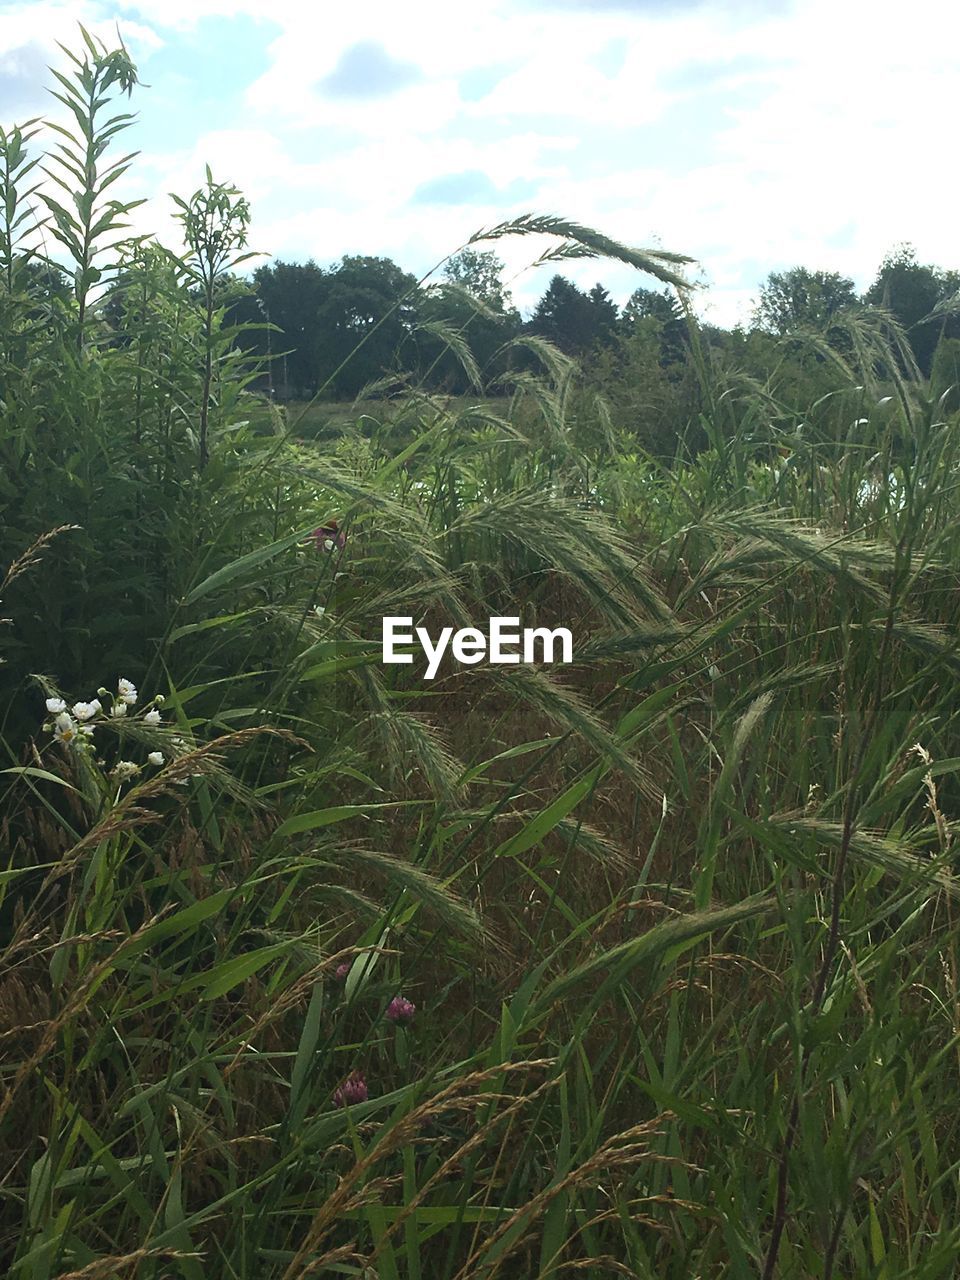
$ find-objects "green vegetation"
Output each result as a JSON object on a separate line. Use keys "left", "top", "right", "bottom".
{"left": 4, "top": 32, "right": 960, "bottom": 1280}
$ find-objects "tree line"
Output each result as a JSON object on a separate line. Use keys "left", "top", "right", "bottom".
{"left": 25, "top": 235, "right": 954, "bottom": 404}
{"left": 216, "top": 240, "right": 960, "bottom": 402}
{"left": 753, "top": 245, "right": 960, "bottom": 374}
{"left": 221, "top": 247, "right": 691, "bottom": 401}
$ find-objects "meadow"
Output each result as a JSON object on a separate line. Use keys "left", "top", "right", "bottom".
{"left": 3, "top": 32, "right": 960, "bottom": 1280}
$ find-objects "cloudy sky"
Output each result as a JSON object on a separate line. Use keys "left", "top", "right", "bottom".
{"left": 1, "top": 0, "right": 957, "bottom": 326}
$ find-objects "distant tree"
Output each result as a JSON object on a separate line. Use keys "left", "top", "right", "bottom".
{"left": 250, "top": 260, "right": 330, "bottom": 397}
{"left": 420, "top": 255, "right": 522, "bottom": 395}
{"left": 13, "top": 256, "right": 71, "bottom": 304}
{"left": 316, "top": 255, "right": 422, "bottom": 398}
{"left": 244, "top": 255, "right": 423, "bottom": 400}
{"left": 443, "top": 248, "right": 511, "bottom": 312}
{"left": 621, "top": 286, "right": 682, "bottom": 328}
{"left": 754, "top": 267, "right": 857, "bottom": 336}
{"left": 528, "top": 275, "right": 619, "bottom": 356}
{"left": 587, "top": 283, "right": 618, "bottom": 343}
{"left": 529, "top": 275, "right": 585, "bottom": 354}
{"left": 864, "top": 243, "right": 951, "bottom": 375}
{"left": 620, "top": 285, "right": 688, "bottom": 366}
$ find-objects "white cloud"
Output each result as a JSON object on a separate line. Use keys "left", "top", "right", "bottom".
{"left": 5, "top": 0, "right": 960, "bottom": 329}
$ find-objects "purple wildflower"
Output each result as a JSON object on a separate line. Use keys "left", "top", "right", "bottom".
{"left": 310, "top": 519, "right": 346, "bottom": 553}
{"left": 386, "top": 994, "right": 416, "bottom": 1024}
{"left": 334, "top": 961, "right": 351, "bottom": 981}
{"left": 333, "top": 1071, "right": 368, "bottom": 1107}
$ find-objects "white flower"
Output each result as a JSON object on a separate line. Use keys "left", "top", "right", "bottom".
{"left": 144, "top": 708, "right": 162, "bottom": 726}
{"left": 112, "top": 760, "right": 140, "bottom": 780}
{"left": 45, "top": 697, "right": 66, "bottom": 715}
{"left": 53, "top": 712, "right": 78, "bottom": 744}
{"left": 315, "top": 605, "right": 326, "bottom": 618}
{"left": 147, "top": 751, "right": 164, "bottom": 766}
{"left": 110, "top": 701, "right": 128, "bottom": 718}
{"left": 72, "top": 700, "right": 101, "bottom": 722}
{"left": 118, "top": 677, "right": 137, "bottom": 706}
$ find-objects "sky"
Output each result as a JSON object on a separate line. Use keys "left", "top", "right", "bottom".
{"left": 1, "top": 0, "right": 958, "bottom": 327}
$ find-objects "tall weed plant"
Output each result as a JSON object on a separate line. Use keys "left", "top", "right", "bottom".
{"left": 2, "top": 31, "right": 960, "bottom": 1280}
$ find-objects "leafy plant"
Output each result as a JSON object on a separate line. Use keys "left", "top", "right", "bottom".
{"left": 3, "top": 29, "right": 960, "bottom": 1280}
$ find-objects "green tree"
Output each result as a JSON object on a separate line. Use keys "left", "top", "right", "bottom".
{"left": 316, "top": 254, "right": 422, "bottom": 399}
{"left": 621, "top": 285, "right": 682, "bottom": 328}
{"left": 443, "top": 248, "right": 511, "bottom": 311}
{"left": 418, "top": 290, "right": 521, "bottom": 395}
{"left": 620, "top": 285, "right": 688, "bottom": 366}
{"left": 528, "top": 275, "right": 619, "bottom": 357}
{"left": 413, "top": 247, "right": 521, "bottom": 392}
{"left": 587, "top": 283, "right": 618, "bottom": 342}
{"left": 754, "top": 267, "right": 857, "bottom": 336}
{"left": 864, "top": 243, "right": 951, "bottom": 376}
{"left": 249, "top": 259, "right": 330, "bottom": 398}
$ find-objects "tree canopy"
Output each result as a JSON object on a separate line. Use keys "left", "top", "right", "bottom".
{"left": 218, "top": 244, "right": 960, "bottom": 404}
{"left": 754, "top": 267, "right": 857, "bottom": 335}
{"left": 528, "top": 275, "right": 621, "bottom": 357}
{"left": 864, "top": 243, "right": 958, "bottom": 375}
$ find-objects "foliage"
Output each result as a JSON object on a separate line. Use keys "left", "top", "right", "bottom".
{"left": 243, "top": 258, "right": 328, "bottom": 397}
{"left": 528, "top": 273, "right": 619, "bottom": 357}
{"left": 172, "top": 168, "right": 255, "bottom": 467}
{"left": 442, "top": 247, "right": 513, "bottom": 312}
{"left": 41, "top": 27, "right": 142, "bottom": 347}
{"left": 754, "top": 266, "right": 857, "bottom": 335}
{"left": 241, "top": 254, "right": 423, "bottom": 399}
{"left": 4, "top": 32, "right": 960, "bottom": 1280}
{"left": 864, "top": 243, "right": 959, "bottom": 375}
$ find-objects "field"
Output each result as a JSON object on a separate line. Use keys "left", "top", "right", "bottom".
{"left": 3, "top": 33, "right": 960, "bottom": 1280}
{"left": 276, "top": 396, "right": 512, "bottom": 440}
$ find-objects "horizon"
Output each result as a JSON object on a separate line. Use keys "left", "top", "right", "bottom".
{"left": 1, "top": 0, "right": 957, "bottom": 326}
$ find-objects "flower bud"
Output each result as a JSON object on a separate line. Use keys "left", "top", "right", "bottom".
{"left": 386, "top": 995, "right": 416, "bottom": 1024}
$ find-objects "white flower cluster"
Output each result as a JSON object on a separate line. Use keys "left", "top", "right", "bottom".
{"left": 43, "top": 677, "right": 168, "bottom": 779}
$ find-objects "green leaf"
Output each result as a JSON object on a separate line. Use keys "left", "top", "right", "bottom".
{"left": 200, "top": 941, "right": 293, "bottom": 1000}
{"left": 0, "top": 766, "right": 79, "bottom": 793}
{"left": 535, "top": 893, "right": 779, "bottom": 1011}
{"left": 299, "top": 650, "right": 388, "bottom": 680}
{"left": 183, "top": 521, "right": 323, "bottom": 605}
{"left": 274, "top": 802, "right": 414, "bottom": 839}
{"left": 167, "top": 608, "right": 262, "bottom": 643}
{"left": 120, "top": 888, "right": 236, "bottom": 959}
{"left": 491, "top": 775, "right": 594, "bottom": 859}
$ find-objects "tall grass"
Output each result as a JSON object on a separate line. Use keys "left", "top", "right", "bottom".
{"left": 2, "top": 31, "right": 960, "bottom": 1280}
